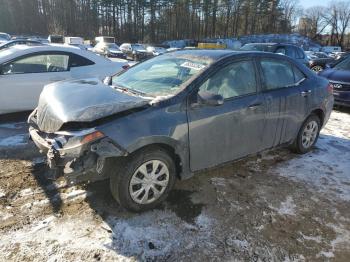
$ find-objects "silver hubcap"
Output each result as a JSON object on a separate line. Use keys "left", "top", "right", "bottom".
{"left": 129, "top": 160, "right": 169, "bottom": 204}
{"left": 301, "top": 120, "right": 318, "bottom": 149}
{"left": 311, "top": 66, "right": 323, "bottom": 72}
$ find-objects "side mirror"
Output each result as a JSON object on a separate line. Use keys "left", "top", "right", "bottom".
{"left": 197, "top": 90, "right": 224, "bottom": 106}
{"left": 122, "top": 64, "right": 130, "bottom": 70}
{"left": 326, "top": 63, "right": 334, "bottom": 68}
{"left": 103, "top": 76, "right": 112, "bottom": 85}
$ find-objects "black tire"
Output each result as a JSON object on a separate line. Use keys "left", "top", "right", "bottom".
{"left": 109, "top": 146, "right": 176, "bottom": 212}
{"left": 291, "top": 114, "right": 321, "bottom": 154}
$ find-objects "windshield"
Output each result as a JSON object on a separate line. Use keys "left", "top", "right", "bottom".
{"left": 315, "top": 53, "right": 329, "bottom": 58}
{"left": 106, "top": 43, "right": 119, "bottom": 49}
{"left": 132, "top": 44, "right": 146, "bottom": 51}
{"left": 334, "top": 56, "right": 350, "bottom": 70}
{"left": 112, "top": 54, "right": 209, "bottom": 96}
{"left": 0, "top": 48, "right": 14, "bottom": 59}
{"left": 240, "top": 44, "right": 275, "bottom": 52}
{"left": 0, "top": 33, "right": 10, "bottom": 41}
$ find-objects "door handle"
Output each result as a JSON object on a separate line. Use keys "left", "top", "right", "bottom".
{"left": 248, "top": 103, "right": 262, "bottom": 110}
{"left": 301, "top": 90, "right": 312, "bottom": 97}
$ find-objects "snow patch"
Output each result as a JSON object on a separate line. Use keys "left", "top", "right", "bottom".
{"left": 0, "top": 215, "right": 121, "bottom": 261}
{"left": 0, "top": 210, "right": 13, "bottom": 221}
{"left": 0, "top": 122, "right": 25, "bottom": 129}
{"left": 317, "top": 220, "right": 350, "bottom": 258}
{"left": 0, "top": 134, "right": 27, "bottom": 147}
{"left": 109, "top": 210, "right": 214, "bottom": 260}
{"left": 275, "top": 111, "right": 350, "bottom": 201}
{"left": 277, "top": 196, "right": 296, "bottom": 216}
{"left": 298, "top": 232, "right": 322, "bottom": 243}
{"left": 0, "top": 188, "right": 5, "bottom": 198}
{"left": 19, "top": 188, "right": 34, "bottom": 197}
{"left": 32, "top": 157, "right": 46, "bottom": 166}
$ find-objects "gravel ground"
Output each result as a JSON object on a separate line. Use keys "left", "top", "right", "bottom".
{"left": 0, "top": 108, "right": 349, "bottom": 261}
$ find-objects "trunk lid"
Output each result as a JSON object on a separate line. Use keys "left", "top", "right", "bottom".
{"left": 34, "top": 79, "right": 150, "bottom": 133}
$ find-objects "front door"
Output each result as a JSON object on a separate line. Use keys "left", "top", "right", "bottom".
{"left": 187, "top": 59, "right": 266, "bottom": 171}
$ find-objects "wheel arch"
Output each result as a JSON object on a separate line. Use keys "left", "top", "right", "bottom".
{"left": 125, "top": 137, "right": 192, "bottom": 180}
{"left": 310, "top": 108, "right": 325, "bottom": 127}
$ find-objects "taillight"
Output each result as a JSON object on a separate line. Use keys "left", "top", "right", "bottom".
{"left": 327, "top": 83, "right": 333, "bottom": 94}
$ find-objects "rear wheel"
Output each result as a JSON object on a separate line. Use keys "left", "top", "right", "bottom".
{"left": 291, "top": 114, "right": 321, "bottom": 154}
{"left": 110, "top": 147, "right": 176, "bottom": 212}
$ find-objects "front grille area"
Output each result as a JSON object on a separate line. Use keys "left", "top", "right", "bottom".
{"left": 330, "top": 81, "right": 350, "bottom": 91}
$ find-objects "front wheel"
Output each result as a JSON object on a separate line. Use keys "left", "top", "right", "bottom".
{"left": 291, "top": 114, "right": 321, "bottom": 154}
{"left": 110, "top": 147, "right": 176, "bottom": 212}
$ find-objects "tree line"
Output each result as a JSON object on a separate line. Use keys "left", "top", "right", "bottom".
{"left": 0, "top": 0, "right": 349, "bottom": 48}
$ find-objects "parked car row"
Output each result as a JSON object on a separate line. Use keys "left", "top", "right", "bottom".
{"left": 92, "top": 41, "right": 169, "bottom": 61}
{"left": 240, "top": 43, "right": 349, "bottom": 74}
{"left": 319, "top": 55, "right": 350, "bottom": 107}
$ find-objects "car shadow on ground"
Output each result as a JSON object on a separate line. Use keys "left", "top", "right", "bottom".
{"left": 31, "top": 162, "right": 63, "bottom": 214}
{"left": 334, "top": 105, "right": 350, "bottom": 114}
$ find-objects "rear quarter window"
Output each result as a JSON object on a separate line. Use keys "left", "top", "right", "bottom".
{"left": 69, "top": 53, "right": 95, "bottom": 67}
{"left": 295, "top": 48, "right": 305, "bottom": 59}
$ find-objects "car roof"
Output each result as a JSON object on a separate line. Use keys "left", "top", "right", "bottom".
{"left": 166, "top": 49, "right": 269, "bottom": 62}
{"left": 244, "top": 43, "right": 278, "bottom": 45}
{"left": 168, "top": 49, "right": 236, "bottom": 60}
{"left": 244, "top": 42, "right": 299, "bottom": 47}
{"left": 0, "top": 44, "right": 112, "bottom": 64}
{"left": 166, "top": 49, "right": 305, "bottom": 67}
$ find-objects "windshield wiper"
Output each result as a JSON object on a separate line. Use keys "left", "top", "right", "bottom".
{"left": 113, "top": 84, "right": 149, "bottom": 97}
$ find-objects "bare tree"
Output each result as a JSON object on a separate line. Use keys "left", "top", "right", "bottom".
{"left": 304, "top": 6, "right": 328, "bottom": 40}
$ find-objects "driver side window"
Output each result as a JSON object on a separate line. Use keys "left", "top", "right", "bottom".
{"left": 199, "top": 60, "right": 257, "bottom": 99}
{"left": 2, "top": 53, "right": 69, "bottom": 75}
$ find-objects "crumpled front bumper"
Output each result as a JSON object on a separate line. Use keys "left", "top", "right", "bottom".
{"left": 29, "top": 127, "right": 127, "bottom": 184}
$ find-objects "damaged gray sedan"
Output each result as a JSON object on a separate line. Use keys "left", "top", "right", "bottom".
{"left": 29, "top": 50, "right": 333, "bottom": 211}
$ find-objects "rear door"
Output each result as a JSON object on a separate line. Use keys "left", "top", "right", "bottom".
{"left": 258, "top": 57, "right": 307, "bottom": 148}
{"left": 0, "top": 52, "right": 70, "bottom": 113}
{"left": 187, "top": 59, "right": 266, "bottom": 171}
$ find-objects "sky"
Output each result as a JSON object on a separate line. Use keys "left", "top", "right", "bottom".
{"left": 299, "top": 0, "right": 332, "bottom": 9}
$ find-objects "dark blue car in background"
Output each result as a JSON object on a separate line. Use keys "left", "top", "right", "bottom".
{"left": 319, "top": 55, "right": 350, "bottom": 107}
{"left": 29, "top": 50, "right": 334, "bottom": 211}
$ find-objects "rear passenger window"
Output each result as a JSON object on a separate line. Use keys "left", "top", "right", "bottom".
{"left": 286, "top": 47, "right": 296, "bottom": 58}
{"left": 200, "top": 60, "right": 256, "bottom": 99}
{"left": 295, "top": 48, "right": 305, "bottom": 59}
{"left": 275, "top": 47, "right": 286, "bottom": 55}
{"left": 69, "top": 54, "right": 95, "bottom": 67}
{"left": 260, "top": 59, "right": 295, "bottom": 90}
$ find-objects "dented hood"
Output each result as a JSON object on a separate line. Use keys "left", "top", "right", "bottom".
{"left": 35, "top": 79, "right": 150, "bottom": 133}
